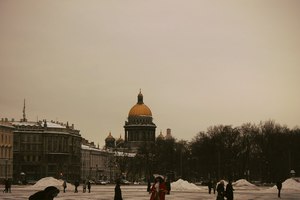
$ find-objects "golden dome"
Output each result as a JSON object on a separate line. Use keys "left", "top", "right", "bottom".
{"left": 128, "top": 90, "right": 152, "bottom": 117}
{"left": 128, "top": 104, "right": 152, "bottom": 117}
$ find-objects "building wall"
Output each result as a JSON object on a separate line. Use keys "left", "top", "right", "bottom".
{"left": 12, "top": 121, "right": 82, "bottom": 183}
{"left": 0, "top": 122, "right": 14, "bottom": 181}
{"left": 81, "top": 144, "right": 117, "bottom": 182}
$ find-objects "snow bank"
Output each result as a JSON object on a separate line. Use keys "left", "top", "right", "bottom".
{"left": 171, "top": 179, "right": 201, "bottom": 191}
{"left": 266, "top": 178, "right": 300, "bottom": 192}
{"left": 31, "top": 177, "right": 73, "bottom": 190}
{"left": 233, "top": 179, "right": 258, "bottom": 189}
{"left": 283, "top": 178, "right": 300, "bottom": 190}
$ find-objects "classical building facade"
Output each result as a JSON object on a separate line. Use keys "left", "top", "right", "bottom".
{"left": 81, "top": 140, "right": 117, "bottom": 182}
{"left": 12, "top": 119, "right": 82, "bottom": 182}
{"left": 124, "top": 91, "right": 156, "bottom": 151}
{"left": 0, "top": 119, "right": 14, "bottom": 181}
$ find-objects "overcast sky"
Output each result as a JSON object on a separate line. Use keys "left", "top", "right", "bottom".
{"left": 1, "top": 0, "right": 300, "bottom": 146}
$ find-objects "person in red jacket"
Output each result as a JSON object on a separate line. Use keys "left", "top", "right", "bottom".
{"left": 149, "top": 176, "right": 167, "bottom": 200}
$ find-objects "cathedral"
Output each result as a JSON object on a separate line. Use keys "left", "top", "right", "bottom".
{"left": 105, "top": 90, "right": 157, "bottom": 152}
{"left": 124, "top": 90, "right": 157, "bottom": 151}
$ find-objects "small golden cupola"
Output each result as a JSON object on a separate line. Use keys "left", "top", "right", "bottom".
{"left": 105, "top": 132, "right": 115, "bottom": 148}
{"left": 116, "top": 134, "right": 125, "bottom": 147}
{"left": 157, "top": 130, "right": 165, "bottom": 140}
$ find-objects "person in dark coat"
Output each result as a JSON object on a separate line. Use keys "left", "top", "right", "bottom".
{"left": 74, "top": 180, "right": 79, "bottom": 193}
{"left": 7, "top": 179, "right": 11, "bottom": 193}
{"left": 82, "top": 180, "right": 86, "bottom": 193}
{"left": 208, "top": 179, "right": 213, "bottom": 194}
{"left": 165, "top": 177, "right": 171, "bottom": 195}
{"left": 87, "top": 180, "right": 91, "bottom": 193}
{"left": 29, "top": 186, "right": 59, "bottom": 200}
{"left": 3, "top": 179, "right": 8, "bottom": 193}
{"left": 216, "top": 180, "right": 225, "bottom": 200}
{"left": 212, "top": 179, "right": 217, "bottom": 194}
{"left": 147, "top": 178, "right": 151, "bottom": 192}
{"left": 276, "top": 180, "right": 282, "bottom": 198}
{"left": 225, "top": 180, "right": 234, "bottom": 200}
{"left": 62, "top": 180, "right": 67, "bottom": 193}
{"left": 114, "top": 179, "right": 123, "bottom": 200}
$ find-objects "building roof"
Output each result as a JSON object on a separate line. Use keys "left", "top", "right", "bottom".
{"left": 128, "top": 91, "right": 152, "bottom": 117}
{"left": 12, "top": 121, "right": 70, "bottom": 128}
{"left": 0, "top": 121, "right": 14, "bottom": 128}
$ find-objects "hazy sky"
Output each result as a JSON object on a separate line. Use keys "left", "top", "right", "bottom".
{"left": 1, "top": 0, "right": 300, "bottom": 146}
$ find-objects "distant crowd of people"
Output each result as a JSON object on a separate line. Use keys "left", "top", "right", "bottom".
{"left": 1, "top": 175, "right": 285, "bottom": 199}
{"left": 207, "top": 179, "right": 234, "bottom": 200}
{"left": 209, "top": 179, "right": 283, "bottom": 200}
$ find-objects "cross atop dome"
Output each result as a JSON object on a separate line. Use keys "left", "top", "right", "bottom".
{"left": 137, "top": 89, "right": 143, "bottom": 104}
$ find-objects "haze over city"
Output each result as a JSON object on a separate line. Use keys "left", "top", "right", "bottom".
{"left": 1, "top": 0, "right": 300, "bottom": 146}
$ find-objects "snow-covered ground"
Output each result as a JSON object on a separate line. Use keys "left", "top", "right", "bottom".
{"left": 1, "top": 177, "right": 300, "bottom": 200}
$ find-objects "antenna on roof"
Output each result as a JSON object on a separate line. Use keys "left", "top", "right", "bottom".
{"left": 22, "top": 99, "right": 27, "bottom": 122}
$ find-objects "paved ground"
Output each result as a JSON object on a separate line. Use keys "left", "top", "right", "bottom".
{"left": 1, "top": 185, "right": 300, "bottom": 200}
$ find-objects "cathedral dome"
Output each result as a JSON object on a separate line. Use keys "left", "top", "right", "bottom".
{"left": 105, "top": 132, "right": 115, "bottom": 142}
{"left": 157, "top": 131, "right": 164, "bottom": 140}
{"left": 128, "top": 91, "right": 152, "bottom": 117}
{"left": 116, "top": 135, "right": 124, "bottom": 144}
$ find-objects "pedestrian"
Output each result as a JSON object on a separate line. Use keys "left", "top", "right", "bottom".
{"left": 159, "top": 177, "right": 167, "bottom": 200}
{"left": 165, "top": 177, "right": 171, "bottom": 195}
{"left": 29, "top": 186, "right": 59, "bottom": 200}
{"left": 114, "top": 179, "right": 123, "bottom": 200}
{"left": 150, "top": 176, "right": 167, "bottom": 200}
{"left": 225, "top": 180, "right": 234, "bottom": 200}
{"left": 74, "top": 180, "right": 79, "bottom": 193}
{"left": 149, "top": 177, "right": 159, "bottom": 200}
{"left": 147, "top": 178, "right": 151, "bottom": 192}
{"left": 87, "top": 180, "right": 91, "bottom": 193}
{"left": 208, "top": 179, "right": 213, "bottom": 194}
{"left": 212, "top": 179, "right": 217, "bottom": 194}
{"left": 276, "top": 180, "right": 282, "bottom": 198}
{"left": 82, "top": 180, "right": 86, "bottom": 193}
{"left": 216, "top": 180, "right": 225, "bottom": 200}
{"left": 3, "top": 179, "right": 8, "bottom": 193}
{"left": 7, "top": 179, "right": 11, "bottom": 193}
{"left": 62, "top": 180, "right": 67, "bottom": 193}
